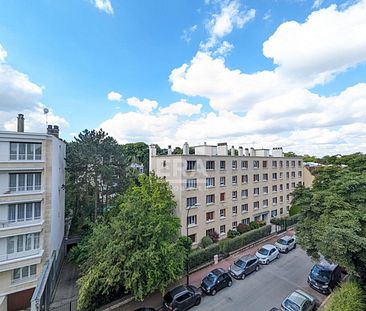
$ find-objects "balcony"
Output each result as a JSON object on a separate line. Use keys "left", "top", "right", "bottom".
{"left": 0, "top": 248, "right": 43, "bottom": 264}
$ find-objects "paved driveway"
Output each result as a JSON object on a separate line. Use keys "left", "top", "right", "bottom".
{"left": 191, "top": 247, "right": 325, "bottom": 311}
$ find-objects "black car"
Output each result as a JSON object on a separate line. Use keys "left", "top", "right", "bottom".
{"left": 228, "top": 255, "right": 259, "bottom": 279}
{"left": 163, "top": 285, "right": 201, "bottom": 311}
{"left": 200, "top": 268, "right": 233, "bottom": 295}
{"left": 308, "top": 262, "right": 342, "bottom": 294}
{"left": 134, "top": 309, "right": 156, "bottom": 311}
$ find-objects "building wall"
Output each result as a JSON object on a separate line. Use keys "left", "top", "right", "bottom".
{"left": 303, "top": 166, "right": 315, "bottom": 188}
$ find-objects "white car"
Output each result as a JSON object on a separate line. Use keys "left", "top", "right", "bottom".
{"left": 256, "top": 244, "right": 280, "bottom": 264}
{"left": 275, "top": 235, "right": 296, "bottom": 253}
{"left": 281, "top": 289, "right": 316, "bottom": 311}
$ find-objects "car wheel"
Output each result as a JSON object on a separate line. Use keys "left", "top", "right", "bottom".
{"left": 241, "top": 273, "right": 246, "bottom": 280}
{"left": 285, "top": 248, "right": 289, "bottom": 253}
{"left": 227, "top": 280, "right": 233, "bottom": 287}
{"left": 211, "top": 289, "right": 217, "bottom": 296}
{"left": 265, "top": 259, "right": 269, "bottom": 265}
{"left": 195, "top": 297, "right": 201, "bottom": 306}
{"left": 255, "top": 265, "right": 259, "bottom": 272}
{"left": 294, "top": 243, "right": 297, "bottom": 249}
{"left": 276, "top": 253, "right": 280, "bottom": 259}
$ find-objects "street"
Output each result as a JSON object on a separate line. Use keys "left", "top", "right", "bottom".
{"left": 191, "top": 247, "right": 325, "bottom": 311}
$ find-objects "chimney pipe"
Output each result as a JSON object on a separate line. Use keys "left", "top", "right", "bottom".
{"left": 17, "top": 114, "right": 25, "bottom": 132}
{"left": 238, "top": 146, "right": 243, "bottom": 156}
{"left": 168, "top": 145, "right": 172, "bottom": 155}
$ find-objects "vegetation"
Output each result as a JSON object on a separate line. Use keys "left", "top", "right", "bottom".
{"left": 237, "top": 223, "right": 250, "bottom": 234}
{"left": 324, "top": 281, "right": 366, "bottom": 311}
{"left": 227, "top": 229, "right": 241, "bottom": 238}
{"left": 71, "top": 174, "right": 185, "bottom": 311}
{"left": 121, "top": 142, "right": 149, "bottom": 173}
{"left": 201, "top": 236, "right": 213, "bottom": 248}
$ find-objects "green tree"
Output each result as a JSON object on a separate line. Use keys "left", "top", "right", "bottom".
{"left": 325, "top": 281, "right": 366, "bottom": 311}
{"left": 284, "top": 151, "right": 298, "bottom": 157}
{"left": 73, "top": 174, "right": 185, "bottom": 310}
{"left": 121, "top": 142, "right": 149, "bottom": 172}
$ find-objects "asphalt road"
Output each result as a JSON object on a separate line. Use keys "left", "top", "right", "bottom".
{"left": 191, "top": 247, "right": 326, "bottom": 311}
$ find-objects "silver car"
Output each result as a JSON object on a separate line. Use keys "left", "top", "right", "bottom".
{"left": 275, "top": 236, "right": 296, "bottom": 253}
{"left": 255, "top": 244, "right": 280, "bottom": 264}
{"left": 281, "top": 289, "right": 316, "bottom": 311}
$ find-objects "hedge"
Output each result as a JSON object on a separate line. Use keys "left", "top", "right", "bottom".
{"left": 324, "top": 281, "right": 366, "bottom": 311}
{"left": 270, "top": 214, "right": 301, "bottom": 226}
{"left": 188, "top": 225, "right": 272, "bottom": 270}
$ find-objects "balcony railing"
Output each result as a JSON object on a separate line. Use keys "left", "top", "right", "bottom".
{"left": 0, "top": 218, "right": 42, "bottom": 229}
{"left": 0, "top": 248, "right": 42, "bottom": 263}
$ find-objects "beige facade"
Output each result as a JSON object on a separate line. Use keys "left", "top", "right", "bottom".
{"left": 0, "top": 119, "right": 65, "bottom": 310}
{"left": 150, "top": 143, "right": 303, "bottom": 245}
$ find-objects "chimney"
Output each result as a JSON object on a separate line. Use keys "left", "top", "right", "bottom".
{"left": 47, "top": 125, "right": 53, "bottom": 135}
{"left": 245, "top": 148, "right": 249, "bottom": 156}
{"left": 17, "top": 114, "right": 25, "bottom": 132}
{"left": 250, "top": 147, "right": 255, "bottom": 157}
{"left": 53, "top": 125, "right": 59, "bottom": 138}
{"left": 217, "top": 142, "right": 228, "bottom": 156}
{"left": 230, "top": 146, "right": 235, "bottom": 156}
{"left": 238, "top": 146, "right": 243, "bottom": 156}
{"left": 183, "top": 142, "right": 189, "bottom": 155}
{"left": 168, "top": 145, "right": 172, "bottom": 155}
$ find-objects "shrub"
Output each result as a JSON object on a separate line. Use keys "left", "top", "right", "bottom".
{"left": 249, "top": 221, "right": 260, "bottom": 230}
{"left": 237, "top": 223, "right": 250, "bottom": 234}
{"left": 227, "top": 229, "right": 240, "bottom": 238}
{"left": 201, "top": 236, "right": 213, "bottom": 248}
{"left": 324, "top": 281, "right": 366, "bottom": 311}
{"left": 207, "top": 230, "right": 220, "bottom": 243}
{"left": 289, "top": 205, "right": 301, "bottom": 216}
{"left": 188, "top": 243, "right": 220, "bottom": 270}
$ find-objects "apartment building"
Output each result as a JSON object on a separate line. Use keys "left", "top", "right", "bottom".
{"left": 0, "top": 115, "right": 65, "bottom": 311}
{"left": 149, "top": 142, "right": 303, "bottom": 246}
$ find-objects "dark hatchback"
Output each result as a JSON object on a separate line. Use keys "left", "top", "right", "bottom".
{"left": 200, "top": 268, "right": 232, "bottom": 295}
{"left": 134, "top": 309, "right": 156, "bottom": 311}
{"left": 308, "top": 263, "right": 342, "bottom": 294}
{"left": 163, "top": 285, "right": 201, "bottom": 311}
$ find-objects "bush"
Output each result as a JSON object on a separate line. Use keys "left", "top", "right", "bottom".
{"left": 270, "top": 215, "right": 300, "bottom": 227}
{"left": 237, "top": 223, "right": 250, "bottom": 234}
{"left": 227, "top": 229, "right": 240, "bottom": 238}
{"left": 324, "top": 281, "right": 366, "bottom": 311}
{"left": 289, "top": 205, "right": 301, "bottom": 216}
{"left": 207, "top": 230, "right": 220, "bottom": 243}
{"left": 249, "top": 221, "right": 260, "bottom": 230}
{"left": 188, "top": 243, "right": 220, "bottom": 270}
{"left": 201, "top": 236, "right": 213, "bottom": 248}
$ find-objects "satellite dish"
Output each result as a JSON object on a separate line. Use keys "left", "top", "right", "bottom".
{"left": 43, "top": 108, "right": 49, "bottom": 114}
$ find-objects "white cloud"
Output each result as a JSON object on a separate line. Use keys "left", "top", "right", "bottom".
{"left": 263, "top": 10, "right": 271, "bottom": 21}
{"left": 181, "top": 25, "right": 197, "bottom": 43}
{"left": 160, "top": 99, "right": 202, "bottom": 116}
{"left": 0, "top": 44, "right": 7, "bottom": 62}
{"left": 312, "top": 0, "right": 324, "bottom": 9}
{"left": 213, "top": 41, "right": 234, "bottom": 56}
{"left": 126, "top": 97, "right": 158, "bottom": 114}
{"left": 93, "top": 0, "right": 114, "bottom": 15}
{"left": 107, "top": 91, "right": 122, "bottom": 102}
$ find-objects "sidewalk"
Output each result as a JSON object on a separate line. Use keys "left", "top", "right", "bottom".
{"left": 113, "top": 228, "right": 294, "bottom": 311}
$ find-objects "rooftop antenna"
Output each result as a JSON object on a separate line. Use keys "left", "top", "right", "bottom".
{"left": 43, "top": 108, "right": 49, "bottom": 127}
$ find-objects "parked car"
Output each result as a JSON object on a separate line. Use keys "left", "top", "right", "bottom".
{"left": 228, "top": 255, "right": 260, "bottom": 279}
{"left": 134, "top": 308, "right": 156, "bottom": 311}
{"left": 308, "top": 261, "right": 342, "bottom": 294}
{"left": 256, "top": 244, "right": 280, "bottom": 264}
{"left": 275, "top": 235, "right": 296, "bottom": 253}
{"left": 269, "top": 308, "right": 281, "bottom": 311}
{"left": 163, "top": 285, "right": 201, "bottom": 311}
{"left": 200, "top": 268, "right": 232, "bottom": 295}
{"left": 281, "top": 289, "right": 316, "bottom": 311}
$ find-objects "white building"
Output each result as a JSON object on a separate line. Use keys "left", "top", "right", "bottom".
{"left": 0, "top": 115, "right": 65, "bottom": 311}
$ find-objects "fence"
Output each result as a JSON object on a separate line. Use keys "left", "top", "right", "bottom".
{"left": 50, "top": 299, "right": 77, "bottom": 311}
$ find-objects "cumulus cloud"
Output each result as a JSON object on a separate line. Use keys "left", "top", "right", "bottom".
{"left": 93, "top": 0, "right": 114, "bottom": 14}
{"left": 213, "top": 41, "right": 234, "bottom": 56}
{"left": 126, "top": 97, "right": 158, "bottom": 114}
{"left": 159, "top": 99, "right": 202, "bottom": 116}
{"left": 107, "top": 91, "right": 122, "bottom": 102}
{"left": 312, "top": 0, "right": 324, "bottom": 9}
{"left": 0, "top": 44, "right": 7, "bottom": 62}
{"left": 181, "top": 25, "right": 197, "bottom": 43}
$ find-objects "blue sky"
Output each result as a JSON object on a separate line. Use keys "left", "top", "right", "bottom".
{"left": 1, "top": 0, "right": 366, "bottom": 155}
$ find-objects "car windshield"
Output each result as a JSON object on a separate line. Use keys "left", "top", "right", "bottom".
{"left": 258, "top": 248, "right": 269, "bottom": 255}
{"left": 311, "top": 265, "right": 331, "bottom": 282}
{"left": 163, "top": 292, "right": 173, "bottom": 304}
{"left": 206, "top": 272, "right": 218, "bottom": 283}
{"left": 277, "top": 238, "right": 287, "bottom": 245}
{"left": 283, "top": 298, "right": 300, "bottom": 311}
{"left": 234, "top": 259, "right": 246, "bottom": 268}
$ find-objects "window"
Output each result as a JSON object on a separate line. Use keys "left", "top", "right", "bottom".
{"left": 220, "top": 192, "right": 225, "bottom": 202}
{"left": 232, "top": 176, "right": 237, "bottom": 185}
{"left": 280, "top": 196, "right": 284, "bottom": 203}
{"left": 291, "top": 182, "right": 296, "bottom": 188}
{"left": 298, "top": 160, "right": 302, "bottom": 167}
{"left": 186, "top": 179, "right": 197, "bottom": 189}
{"left": 232, "top": 191, "right": 237, "bottom": 200}
{"left": 272, "top": 185, "right": 278, "bottom": 192}
{"left": 220, "top": 225, "right": 226, "bottom": 234}
{"left": 253, "top": 201, "right": 260, "bottom": 209}
{"left": 280, "top": 208, "right": 284, "bottom": 215}
{"left": 220, "top": 161, "right": 226, "bottom": 170}
{"left": 272, "top": 197, "right": 278, "bottom": 205}
{"left": 262, "top": 173, "right": 268, "bottom": 181}
{"left": 263, "top": 186, "right": 269, "bottom": 194}
{"left": 279, "top": 172, "right": 283, "bottom": 179}
{"left": 253, "top": 174, "right": 259, "bottom": 182}
{"left": 206, "top": 228, "right": 215, "bottom": 236}
{"left": 263, "top": 199, "right": 268, "bottom": 208}
{"left": 291, "top": 160, "right": 296, "bottom": 168}
{"left": 241, "top": 204, "right": 248, "bottom": 213}
{"left": 253, "top": 161, "right": 259, "bottom": 169}
{"left": 12, "top": 264, "right": 37, "bottom": 282}
{"left": 206, "top": 212, "right": 214, "bottom": 222}
{"left": 220, "top": 176, "right": 226, "bottom": 186}
{"left": 279, "top": 161, "right": 283, "bottom": 168}
{"left": 242, "top": 218, "right": 250, "bottom": 225}
{"left": 291, "top": 171, "right": 296, "bottom": 178}
{"left": 220, "top": 209, "right": 226, "bottom": 218}
{"left": 271, "top": 210, "right": 278, "bottom": 217}
{"left": 206, "top": 194, "right": 215, "bottom": 204}
{"left": 206, "top": 161, "right": 215, "bottom": 170}
{"left": 272, "top": 160, "right": 277, "bottom": 168}
{"left": 186, "top": 197, "right": 197, "bottom": 208}
{"left": 241, "top": 189, "right": 248, "bottom": 198}
{"left": 206, "top": 177, "right": 215, "bottom": 188}
{"left": 286, "top": 172, "right": 290, "bottom": 179}
{"left": 241, "top": 175, "right": 248, "bottom": 184}
{"left": 272, "top": 172, "right": 277, "bottom": 180}
{"left": 286, "top": 183, "right": 290, "bottom": 190}
{"left": 279, "top": 184, "right": 283, "bottom": 191}
{"left": 286, "top": 160, "right": 289, "bottom": 168}
{"left": 253, "top": 187, "right": 260, "bottom": 196}
{"left": 232, "top": 160, "right": 237, "bottom": 169}
{"left": 186, "top": 160, "right": 196, "bottom": 170}
{"left": 9, "top": 173, "right": 41, "bottom": 192}
{"left": 232, "top": 221, "right": 237, "bottom": 229}
{"left": 232, "top": 206, "right": 238, "bottom": 215}
{"left": 187, "top": 215, "right": 197, "bottom": 226}
{"left": 9, "top": 142, "right": 42, "bottom": 161}
{"left": 262, "top": 161, "right": 267, "bottom": 168}
{"left": 7, "top": 233, "right": 41, "bottom": 254}
{"left": 8, "top": 202, "right": 41, "bottom": 223}
{"left": 298, "top": 171, "right": 302, "bottom": 178}
{"left": 241, "top": 160, "right": 248, "bottom": 169}
{"left": 188, "top": 234, "right": 196, "bottom": 243}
